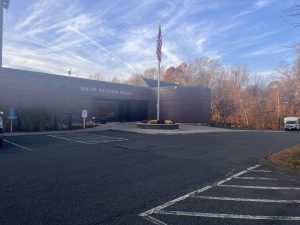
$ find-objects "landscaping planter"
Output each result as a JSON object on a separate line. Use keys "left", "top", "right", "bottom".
{"left": 137, "top": 123, "right": 179, "bottom": 130}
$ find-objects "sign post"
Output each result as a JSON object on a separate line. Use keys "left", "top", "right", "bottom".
{"left": 82, "top": 109, "right": 87, "bottom": 128}
{"left": 8, "top": 107, "right": 17, "bottom": 133}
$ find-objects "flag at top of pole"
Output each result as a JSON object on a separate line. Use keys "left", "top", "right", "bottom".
{"left": 156, "top": 23, "right": 162, "bottom": 62}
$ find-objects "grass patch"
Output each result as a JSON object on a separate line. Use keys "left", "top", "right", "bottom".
{"left": 267, "top": 144, "right": 300, "bottom": 171}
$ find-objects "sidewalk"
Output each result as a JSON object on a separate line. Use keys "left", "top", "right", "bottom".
{"left": 3, "top": 122, "right": 258, "bottom": 137}
{"left": 94, "top": 122, "right": 243, "bottom": 135}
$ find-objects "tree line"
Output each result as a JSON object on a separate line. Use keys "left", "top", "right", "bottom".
{"left": 108, "top": 54, "right": 299, "bottom": 130}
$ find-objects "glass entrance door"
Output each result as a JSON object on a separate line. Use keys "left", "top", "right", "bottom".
{"left": 95, "top": 100, "right": 119, "bottom": 122}
{"left": 94, "top": 99, "right": 148, "bottom": 122}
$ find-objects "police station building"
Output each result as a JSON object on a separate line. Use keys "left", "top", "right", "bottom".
{"left": 0, "top": 67, "right": 211, "bottom": 123}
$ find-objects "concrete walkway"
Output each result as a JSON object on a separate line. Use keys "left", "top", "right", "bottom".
{"left": 94, "top": 122, "right": 245, "bottom": 135}
{"left": 3, "top": 122, "right": 254, "bottom": 137}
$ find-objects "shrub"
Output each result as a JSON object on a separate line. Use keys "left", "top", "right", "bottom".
{"left": 58, "top": 123, "right": 68, "bottom": 130}
{"left": 148, "top": 120, "right": 157, "bottom": 124}
{"left": 72, "top": 122, "right": 82, "bottom": 129}
{"left": 87, "top": 120, "right": 95, "bottom": 128}
{"left": 164, "top": 120, "right": 174, "bottom": 124}
{"left": 19, "top": 107, "right": 52, "bottom": 131}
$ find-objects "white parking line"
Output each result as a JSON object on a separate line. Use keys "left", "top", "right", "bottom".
{"left": 251, "top": 169, "right": 272, "bottom": 173}
{"left": 235, "top": 177, "right": 278, "bottom": 181}
{"left": 139, "top": 185, "right": 213, "bottom": 216}
{"left": 48, "top": 134, "right": 128, "bottom": 144}
{"left": 143, "top": 215, "right": 168, "bottom": 225}
{"left": 218, "top": 184, "right": 300, "bottom": 190}
{"left": 192, "top": 195, "right": 300, "bottom": 203}
{"left": 140, "top": 164, "right": 260, "bottom": 217}
{"left": 102, "top": 139, "right": 128, "bottom": 143}
{"left": 48, "top": 135, "right": 91, "bottom": 144}
{"left": 95, "top": 134, "right": 128, "bottom": 141}
{"left": 3, "top": 139, "right": 32, "bottom": 151}
{"left": 216, "top": 165, "right": 261, "bottom": 186}
{"left": 140, "top": 164, "right": 300, "bottom": 224}
{"left": 156, "top": 210, "right": 300, "bottom": 221}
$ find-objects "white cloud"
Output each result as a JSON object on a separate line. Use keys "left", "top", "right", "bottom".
{"left": 3, "top": 41, "right": 108, "bottom": 77}
{"left": 223, "top": 30, "right": 279, "bottom": 55}
{"left": 246, "top": 45, "right": 290, "bottom": 58}
{"left": 232, "top": 1, "right": 273, "bottom": 19}
{"left": 162, "top": 40, "right": 183, "bottom": 67}
{"left": 1, "top": 0, "right": 294, "bottom": 81}
{"left": 3, "top": 0, "right": 135, "bottom": 79}
{"left": 232, "top": 10, "right": 253, "bottom": 19}
{"left": 254, "top": 0, "right": 273, "bottom": 9}
{"left": 196, "top": 38, "right": 206, "bottom": 52}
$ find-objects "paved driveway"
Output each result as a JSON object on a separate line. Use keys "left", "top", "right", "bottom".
{"left": 0, "top": 130, "right": 299, "bottom": 225}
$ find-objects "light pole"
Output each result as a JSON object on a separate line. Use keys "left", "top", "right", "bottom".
{"left": 0, "top": 0, "right": 10, "bottom": 68}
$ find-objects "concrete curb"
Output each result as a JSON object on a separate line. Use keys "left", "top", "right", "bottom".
{"left": 3, "top": 123, "right": 284, "bottom": 137}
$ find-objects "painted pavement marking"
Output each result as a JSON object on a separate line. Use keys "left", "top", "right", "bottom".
{"left": 48, "top": 134, "right": 128, "bottom": 144}
{"left": 251, "top": 169, "right": 272, "bottom": 173}
{"left": 215, "top": 164, "right": 260, "bottom": 186}
{"left": 140, "top": 164, "right": 300, "bottom": 224}
{"left": 139, "top": 164, "right": 260, "bottom": 224}
{"left": 156, "top": 210, "right": 300, "bottom": 221}
{"left": 48, "top": 135, "right": 91, "bottom": 144}
{"left": 218, "top": 184, "right": 300, "bottom": 190}
{"left": 139, "top": 185, "right": 213, "bottom": 217}
{"left": 143, "top": 215, "right": 168, "bottom": 225}
{"left": 3, "top": 139, "right": 32, "bottom": 151}
{"left": 93, "top": 134, "right": 128, "bottom": 141}
{"left": 191, "top": 195, "right": 300, "bottom": 204}
{"left": 234, "top": 176, "right": 279, "bottom": 181}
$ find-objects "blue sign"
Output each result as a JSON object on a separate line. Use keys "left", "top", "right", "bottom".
{"left": 8, "top": 107, "right": 17, "bottom": 120}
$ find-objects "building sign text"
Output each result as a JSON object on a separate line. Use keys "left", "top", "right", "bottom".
{"left": 80, "top": 86, "right": 133, "bottom": 96}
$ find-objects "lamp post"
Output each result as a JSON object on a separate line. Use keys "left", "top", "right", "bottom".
{"left": 0, "top": 0, "right": 10, "bottom": 68}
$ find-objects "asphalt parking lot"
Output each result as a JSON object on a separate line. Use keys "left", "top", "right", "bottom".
{"left": 141, "top": 164, "right": 300, "bottom": 225}
{"left": 0, "top": 130, "right": 300, "bottom": 225}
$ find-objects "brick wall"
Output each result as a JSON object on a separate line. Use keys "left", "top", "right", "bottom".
{"left": 0, "top": 68, "right": 211, "bottom": 123}
{"left": 0, "top": 68, "right": 150, "bottom": 121}
{"left": 149, "top": 86, "right": 211, "bottom": 123}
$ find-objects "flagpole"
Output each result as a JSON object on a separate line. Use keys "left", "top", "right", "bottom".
{"left": 157, "top": 60, "right": 160, "bottom": 120}
{"left": 156, "top": 20, "right": 161, "bottom": 121}
{"left": 0, "top": 1, "right": 3, "bottom": 68}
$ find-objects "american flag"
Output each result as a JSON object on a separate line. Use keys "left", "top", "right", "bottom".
{"left": 156, "top": 24, "right": 162, "bottom": 62}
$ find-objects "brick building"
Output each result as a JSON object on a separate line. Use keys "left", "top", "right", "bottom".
{"left": 0, "top": 67, "right": 211, "bottom": 123}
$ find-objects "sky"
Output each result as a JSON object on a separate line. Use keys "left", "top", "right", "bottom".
{"left": 2, "top": 0, "right": 300, "bottom": 81}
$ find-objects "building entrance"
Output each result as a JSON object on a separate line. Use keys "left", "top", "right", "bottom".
{"left": 94, "top": 99, "right": 148, "bottom": 122}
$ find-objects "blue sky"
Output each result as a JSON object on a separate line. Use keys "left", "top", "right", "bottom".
{"left": 2, "top": 0, "right": 300, "bottom": 80}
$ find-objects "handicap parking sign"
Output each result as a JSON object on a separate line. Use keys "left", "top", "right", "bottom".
{"left": 82, "top": 109, "right": 88, "bottom": 118}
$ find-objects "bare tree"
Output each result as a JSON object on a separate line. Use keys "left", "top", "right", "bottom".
{"left": 88, "top": 73, "right": 104, "bottom": 81}
{"left": 283, "top": 0, "right": 300, "bottom": 27}
{"left": 143, "top": 68, "right": 158, "bottom": 79}
{"left": 111, "top": 76, "right": 122, "bottom": 83}
{"left": 229, "top": 65, "right": 251, "bottom": 127}
{"left": 124, "top": 73, "right": 144, "bottom": 86}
